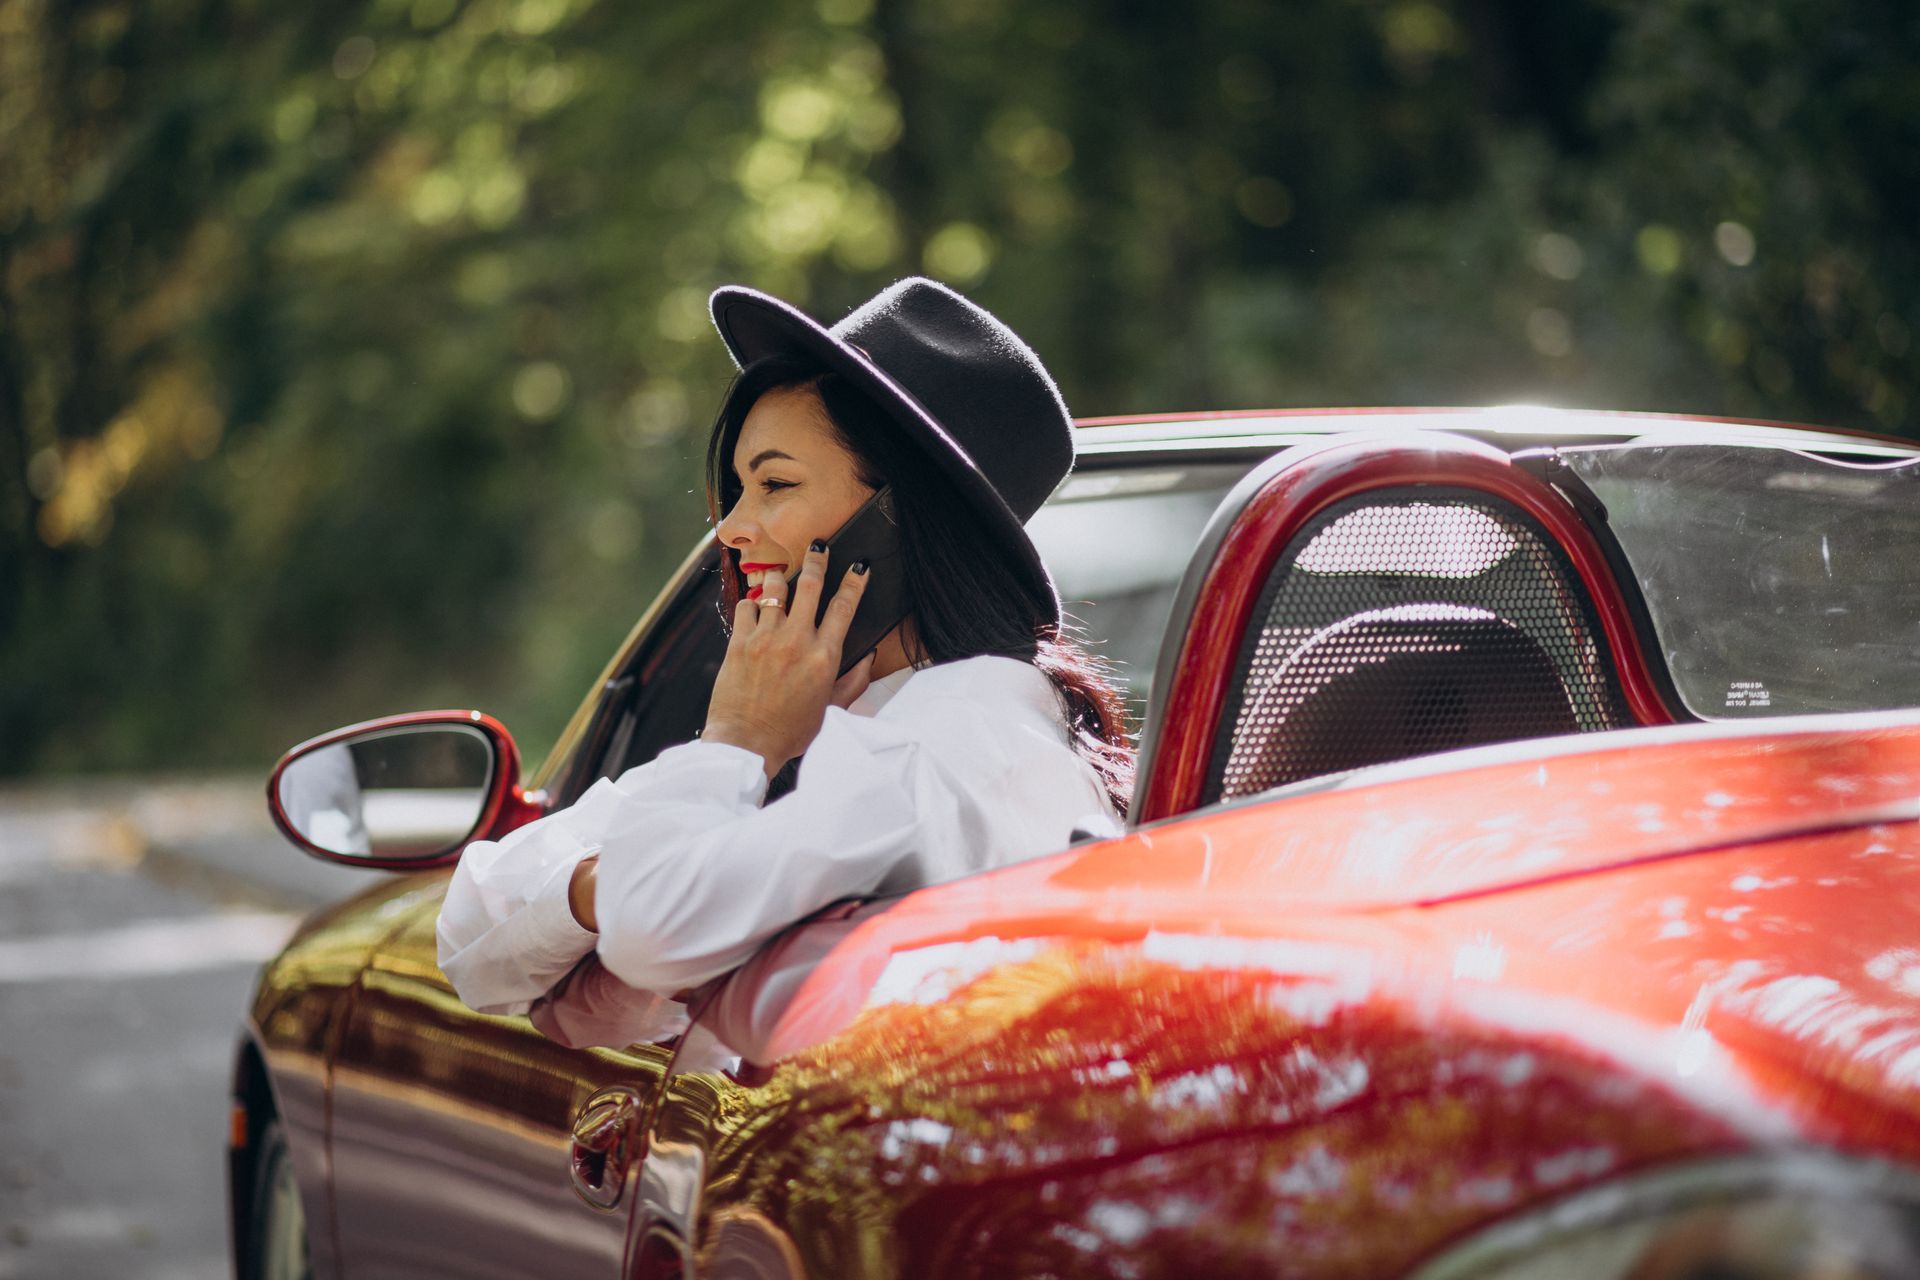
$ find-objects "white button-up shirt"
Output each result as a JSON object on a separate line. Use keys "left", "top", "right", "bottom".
{"left": 436, "top": 654, "right": 1122, "bottom": 1017}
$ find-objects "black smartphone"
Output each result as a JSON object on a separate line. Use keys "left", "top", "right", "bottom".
{"left": 791, "top": 485, "right": 909, "bottom": 675}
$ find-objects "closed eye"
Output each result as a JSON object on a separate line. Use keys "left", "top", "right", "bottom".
{"left": 757, "top": 477, "right": 796, "bottom": 494}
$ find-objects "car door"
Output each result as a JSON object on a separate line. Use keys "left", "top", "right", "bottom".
{"left": 324, "top": 888, "right": 674, "bottom": 1279}
{"left": 324, "top": 557, "right": 728, "bottom": 1279}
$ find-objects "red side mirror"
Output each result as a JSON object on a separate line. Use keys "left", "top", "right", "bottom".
{"left": 265, "top": 710, "right": 546, "bottom": 870}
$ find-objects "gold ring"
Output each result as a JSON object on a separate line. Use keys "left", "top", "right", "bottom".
{"left": 757, "top": 594, "right": 785, "bottom": 609}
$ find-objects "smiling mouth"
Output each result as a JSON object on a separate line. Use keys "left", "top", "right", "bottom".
{"left": 739, "top": 562, "right": 787, "bottom": 601}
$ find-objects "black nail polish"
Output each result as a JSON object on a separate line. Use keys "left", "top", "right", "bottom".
{"left": 810, "top": 538, "right": 827, "bottom": 553}
{"left": 852, "top": 558, "right": 870, "bottom": 575}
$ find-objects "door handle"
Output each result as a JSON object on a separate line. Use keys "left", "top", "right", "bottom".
{"left": 570, "top": 1085, "right": 643, "bottom": 1210}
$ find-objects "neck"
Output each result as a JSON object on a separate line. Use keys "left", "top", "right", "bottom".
{"left": 868, "top": 618, "right": 919, "bottom": 680}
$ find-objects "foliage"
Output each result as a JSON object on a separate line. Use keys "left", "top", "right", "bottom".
{"left": 2, "top": 0, "right": 1914, "bottom": 775}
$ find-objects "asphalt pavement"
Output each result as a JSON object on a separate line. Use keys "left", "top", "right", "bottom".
{"left": 0, "top": 775, "right": 390, "bottom": 1280}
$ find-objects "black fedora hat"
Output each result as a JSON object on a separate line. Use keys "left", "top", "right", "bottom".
{"left": 708, "top": 276, "right": 1074, "bottom": 624}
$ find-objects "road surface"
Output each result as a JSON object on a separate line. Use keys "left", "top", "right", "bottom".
{"left": 0, "top": 777, "right": 386, "bottom": 1280}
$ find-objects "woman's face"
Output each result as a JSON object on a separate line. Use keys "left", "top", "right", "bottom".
{"left": 714, "top": 385, "right": 876, "bottom": 600}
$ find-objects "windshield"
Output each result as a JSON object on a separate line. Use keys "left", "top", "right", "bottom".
{"left": 1560, "top": 441, "right": 1920, "bottom": 719}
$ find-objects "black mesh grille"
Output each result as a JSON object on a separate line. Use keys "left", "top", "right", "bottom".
{"left": 1207, "top": 488, "right": 1630, "bottom": 803}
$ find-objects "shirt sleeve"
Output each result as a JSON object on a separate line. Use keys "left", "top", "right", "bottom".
{"left": 591, "top": 711, "right": 923, "bottom": 993}
{"left": 435, "top": 738, "right": 773, "bottom": 1014}
{"left": 526, "top": 956, "right": 690, "bottom": 1049}
{"left": 698, "top": 896, "right": 900, "bottom": 1064}
{"left": 436, "top": 715, "right": 928, "bottom": 1012}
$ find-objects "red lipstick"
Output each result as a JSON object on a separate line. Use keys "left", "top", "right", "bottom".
{"left": 740, "top": 561, "right": 784, "bottom": 602}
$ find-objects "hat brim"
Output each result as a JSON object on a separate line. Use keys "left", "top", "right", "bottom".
{"left": 710, "top": 284, "right": 1061, "bottom": 625}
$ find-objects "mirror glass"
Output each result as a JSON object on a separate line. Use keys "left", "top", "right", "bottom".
{"left": 277, "top": 724, "right": 494, "bottom": 860}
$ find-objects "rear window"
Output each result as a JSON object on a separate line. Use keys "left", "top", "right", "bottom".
{"left": 1561, "top": 441, "right": 1920, "bottom": 718}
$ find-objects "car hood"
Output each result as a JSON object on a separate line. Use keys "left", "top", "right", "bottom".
{"left": 776, "top": 710, "right": 1920, "bottom": 1047}
{"left": 768, "top": 710, "right": 1920, "bottom": 1151}
{"left": 923, "top": 708, "right": 1920, "bottom": 926}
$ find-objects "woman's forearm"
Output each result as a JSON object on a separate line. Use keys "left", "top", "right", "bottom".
{"left": 435, "top": 740, "right": 768, "bottom": 1012}
{"left": 591, "top": 722, "right": 922, "bottom": 994}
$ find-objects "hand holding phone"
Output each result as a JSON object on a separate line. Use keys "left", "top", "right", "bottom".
{"left": 706, "top": 521, "right": 891, "bottom": 775}
{"left": 789, "top": 486, "right": 910, "bottom": 676}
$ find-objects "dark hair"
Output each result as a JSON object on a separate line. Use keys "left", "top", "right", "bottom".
{"left": 704, "top": 353, "right": 1135, "bottom": 816}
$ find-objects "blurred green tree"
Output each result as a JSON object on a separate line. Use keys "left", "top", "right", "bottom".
{"left": 1, "top": 0, "right": 1914, "bottom": 776}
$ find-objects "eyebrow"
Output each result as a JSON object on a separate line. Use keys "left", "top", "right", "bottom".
{"left": 742, "top": 448, "right": 796, "bottom": 473}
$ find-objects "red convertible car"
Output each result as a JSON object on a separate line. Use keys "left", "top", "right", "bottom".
{"left": 236, "top": 408, "right": 1920, "bottom": 1279}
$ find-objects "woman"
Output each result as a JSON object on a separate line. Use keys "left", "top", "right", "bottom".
{"left": 437, "top": 277, "right": 1132, "bottom": 1022}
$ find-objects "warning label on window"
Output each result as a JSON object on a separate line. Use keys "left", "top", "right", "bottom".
{"left": 1725, "top": 681, "right": 1772, "bottom": 710}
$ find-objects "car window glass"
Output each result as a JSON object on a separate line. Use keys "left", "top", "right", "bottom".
{"left": 1027, "top": 461, "right": 1259, "bottom": 713}
{"left": 577, "top": 569, "right": 727, "bottom": 796}
{"left": 1561, "top": 442, "right": 1920, "bottom": 718}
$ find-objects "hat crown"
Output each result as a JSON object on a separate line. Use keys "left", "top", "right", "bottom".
{"left": 827, "top": 278, "right": 1073, "bottom": 521}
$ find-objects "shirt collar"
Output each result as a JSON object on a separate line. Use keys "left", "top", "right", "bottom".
{"left": 847, "top": 661, "right": 926, "bottom": 717}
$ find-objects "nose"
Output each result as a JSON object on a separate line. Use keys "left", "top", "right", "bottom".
{"left": 714, "top": 500, "right": 757, "bottom": 551}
